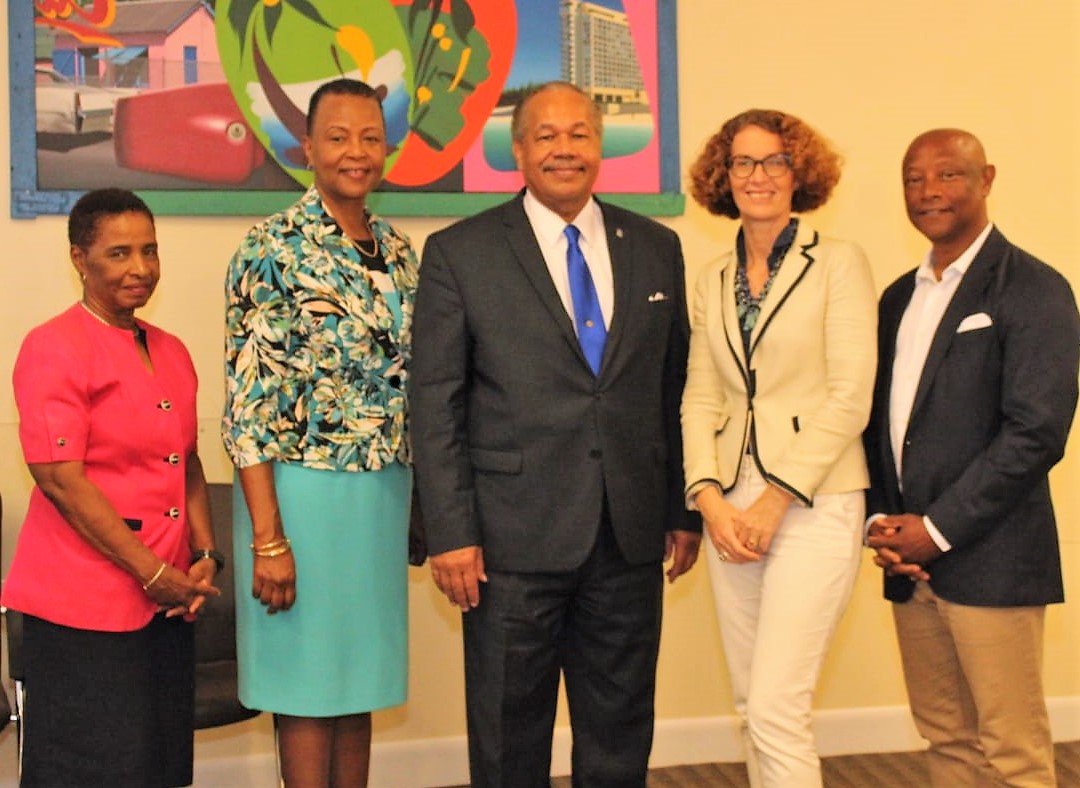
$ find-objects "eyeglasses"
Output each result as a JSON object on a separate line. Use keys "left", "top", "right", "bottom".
{"left": 727, "top": 154, "right": 792, "bottom": 179}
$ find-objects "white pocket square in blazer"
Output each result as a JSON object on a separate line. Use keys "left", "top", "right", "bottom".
{"left": 957, "top": 312, "right": 992, "bottom": 333}
{"left": 647, "top": 291, "right": 668, "bottom": 302}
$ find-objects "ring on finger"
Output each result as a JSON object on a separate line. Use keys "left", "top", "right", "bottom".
{"left": 718, "top": 549, "right": 730, "bottom": 562}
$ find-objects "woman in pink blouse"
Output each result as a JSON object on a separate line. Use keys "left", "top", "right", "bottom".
{"left": 3, "top": 188, "right": 220, "bottom": 787}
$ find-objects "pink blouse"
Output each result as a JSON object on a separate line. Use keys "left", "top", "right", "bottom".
{"left": 3, "top": 305, "right": 198, "bottom": 631}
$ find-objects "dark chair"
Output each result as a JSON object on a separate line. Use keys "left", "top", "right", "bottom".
{"left": 4, "top": 482, "right": 258, "bottom": 777}
{"left": 194, "top": 482, "right": 261, "bottom": 729}
{"left": 2, "top": 494, "right": 25, "bottom": 774}
{"left": 0, "top": 494, "right": 13, "bottom": 731}
{"left": 5, "top": 608, "right": 23, "bottom": 773}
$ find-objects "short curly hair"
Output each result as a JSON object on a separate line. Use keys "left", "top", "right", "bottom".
{"left": 68, "top": 188, "right": 154, "bottom": 248}
{"left": 688, "top": 109, "right": 841, "bottom": 219}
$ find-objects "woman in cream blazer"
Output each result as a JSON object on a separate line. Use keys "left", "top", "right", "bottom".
{"left": 682, "top": 109, "right": 876, "bottom": 788}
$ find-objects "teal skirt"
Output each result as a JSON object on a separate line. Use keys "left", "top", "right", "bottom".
{"left": 232, "top": 462, "right": 409, "bottom": 716}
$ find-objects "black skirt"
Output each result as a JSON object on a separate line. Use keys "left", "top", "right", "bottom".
{"left": 21, "top": 612, "right": 195, "bottom": 788}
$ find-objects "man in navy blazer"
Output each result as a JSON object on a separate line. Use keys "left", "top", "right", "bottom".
{"left": 411, "top": 82, "right": 701, "bottom": 787}
{"left": 865, "top": 129, "right": 1079, "bottom": 786}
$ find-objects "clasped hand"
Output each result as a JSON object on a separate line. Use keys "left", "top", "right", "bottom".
{"left": 865, "top": 513, "right": 939, "bottom": 581}
{"left": 699, "top": 485, "right": 791, "bottom": 564}
{"left": 146, "top": 560, "right": 220, "bottom": 620}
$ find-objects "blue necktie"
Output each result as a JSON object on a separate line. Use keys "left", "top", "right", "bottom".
{"left": 564, "top": 224, "right": 607, "bottom": 375}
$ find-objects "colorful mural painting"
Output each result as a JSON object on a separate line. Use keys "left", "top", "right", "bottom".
{"left": 11, "top": 0, "right": 681, "bottom": 217}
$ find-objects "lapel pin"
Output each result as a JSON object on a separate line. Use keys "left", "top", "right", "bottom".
{"left": 615, "top": 228, "right": 624, "bottom": 239}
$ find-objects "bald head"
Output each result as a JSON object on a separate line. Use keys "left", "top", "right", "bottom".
{"left": 902, "top": 128, "right": 995, "bottom": 272}
{"left": 903, "top": 128, "right": 988, "bottom": 171}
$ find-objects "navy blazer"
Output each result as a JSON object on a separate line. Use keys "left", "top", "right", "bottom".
{"left": 864, "top": 227, "right": 1080, "bottom": 606}
{"left": 411, "top": 192, "right": 700, "bottom": 573}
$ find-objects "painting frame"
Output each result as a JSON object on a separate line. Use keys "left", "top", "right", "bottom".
{"left": 10, "top": 0, "right": 683, "bottom": 218}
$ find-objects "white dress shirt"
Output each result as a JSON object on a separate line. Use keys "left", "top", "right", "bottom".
{"left": 887, "top": 221, "right": 993, "bottom": 550}
{"left": 522, "top": 190, "right": 614, "bottom": 330}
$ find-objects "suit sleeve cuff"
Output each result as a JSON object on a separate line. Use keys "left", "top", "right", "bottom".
{"left": 685, "top": 480, "right": 720, "bottom": 510}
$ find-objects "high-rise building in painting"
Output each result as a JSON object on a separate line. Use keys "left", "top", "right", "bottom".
{"left": 560, "top": 0, "right": 649, "bottom": 111}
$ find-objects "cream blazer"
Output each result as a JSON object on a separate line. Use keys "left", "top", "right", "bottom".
{"left": 681, "top": 221, "right": 877, "bottom": 505}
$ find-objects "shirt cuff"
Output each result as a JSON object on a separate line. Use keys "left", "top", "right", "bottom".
{"left": 864, "top": 512, "right": 885, "bottom": 545}
{"left": 922, "top": 515, "right": 952, "bottom": 552}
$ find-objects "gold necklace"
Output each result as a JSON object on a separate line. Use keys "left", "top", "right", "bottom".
{"left": 80, "top": 300, "right": 144, "bottom": 342}
{"left": 352, "top": 236, "right": 379, "bottom": 259}
{"left": 349, "top": 212, "right": 380, "bottom": 259}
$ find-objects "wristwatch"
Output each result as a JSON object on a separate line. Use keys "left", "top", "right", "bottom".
{"left": 191, "top": 548, "right": 226, "bottom": 572}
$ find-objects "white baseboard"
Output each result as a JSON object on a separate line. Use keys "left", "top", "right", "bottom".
{"left": 183, "top": 696, "right": 1080, "bottom": 787}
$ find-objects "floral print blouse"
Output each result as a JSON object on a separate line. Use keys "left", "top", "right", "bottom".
{"left": 222, "top": 186, "right": 419, "bottom": 472}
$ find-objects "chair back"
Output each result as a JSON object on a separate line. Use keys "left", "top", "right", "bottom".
{"left": 5, "top": 609, "right": 22, "bottom": 687}
{"left": 0, "top": 492, "right": 12, "bottom": 728}
{"left": 193, "top": 482, "right": 260, "bottom": 728}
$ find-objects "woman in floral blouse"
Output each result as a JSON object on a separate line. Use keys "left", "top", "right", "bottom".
{"left": 222, "top": 78, "right": 418, "bottom": 787}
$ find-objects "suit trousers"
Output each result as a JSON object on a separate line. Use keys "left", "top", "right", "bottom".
{"left": 892, "top": 581, "right": 1054, "bottom": 787}
{"left": 462, "top": 516, "right": 663, "bottom": 788}
{"left": 705, "top": 461, "right": 863, "bottom": 788}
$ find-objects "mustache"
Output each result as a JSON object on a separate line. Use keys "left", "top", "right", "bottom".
{"left": 541, "top": 158, "right": 585, "bottom": 172}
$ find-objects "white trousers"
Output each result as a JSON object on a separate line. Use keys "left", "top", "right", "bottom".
{"left": 705, "top": 461, "right": 864, "bottom": 788}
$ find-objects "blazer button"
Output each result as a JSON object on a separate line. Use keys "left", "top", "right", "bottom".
{"left": 165, "top": 507, "right": 180, "bottom": 519}
{"left": 158, "top": 399, "right": 172, "bottom": 411}
{"left": 56, "top": 437, "right": 67, "bottom": 447}
{"left": 589, "top": 449, "right": 602, "bottom": 459}
{"left": 164, "top": 453, "right": 180, "bottom": 465}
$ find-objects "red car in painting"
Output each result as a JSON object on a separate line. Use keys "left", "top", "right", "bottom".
{"left": 113, "top": 83, "right": 265, "bottom": 184}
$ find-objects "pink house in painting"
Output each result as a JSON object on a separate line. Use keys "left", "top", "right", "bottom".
{"left": 48, "top": 0, "right": 221, "bottom": 91}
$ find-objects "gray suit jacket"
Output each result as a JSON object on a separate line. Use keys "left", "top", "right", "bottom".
{"left": 864, "top": 227, "right": 1079, "bottom": 606}
{"left": 411, "top": 192, "right": 700, "bottom": 572}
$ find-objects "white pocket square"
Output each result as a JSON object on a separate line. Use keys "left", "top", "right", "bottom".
{"left": 647, "top": 291, "right": 668, "bottom": 303}
{"left": 956, "top": 312, "right": 993, "bottom": 333}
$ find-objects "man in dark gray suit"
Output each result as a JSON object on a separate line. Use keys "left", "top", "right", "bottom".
{"left": 411, "top": 81, "right": 701, "bottom": 787}
{"left": 865, "top": 128, "right": 1079, "bottom": 787}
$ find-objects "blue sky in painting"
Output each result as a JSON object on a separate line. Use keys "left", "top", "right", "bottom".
{"left": 507, "top": 0, "right": 626, "bottom": 89}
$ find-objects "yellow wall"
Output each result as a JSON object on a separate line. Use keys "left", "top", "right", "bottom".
{"left": 0, "top": 0, "right": 1077, "bottom": 750}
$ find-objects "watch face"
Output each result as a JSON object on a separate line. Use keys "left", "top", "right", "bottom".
{"left": 193, "top": 549, "right": 225, "bottom": 571}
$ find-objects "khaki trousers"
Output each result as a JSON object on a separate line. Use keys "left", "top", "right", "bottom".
{"left": 893, "top": 581, "right": 1055, "bottom": 787}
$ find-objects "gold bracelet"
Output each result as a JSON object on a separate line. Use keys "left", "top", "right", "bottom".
{"left": 253, "top": 543, "right": 291, "bottom": 558}
{"left": 250, "top": 537, "right": 288, "bottom": 552}
{"left": 251, "top": 538, "right": 291, "bottom": 558}
{"left": 142, "top": 561, "right": 167, "bottom": 591}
